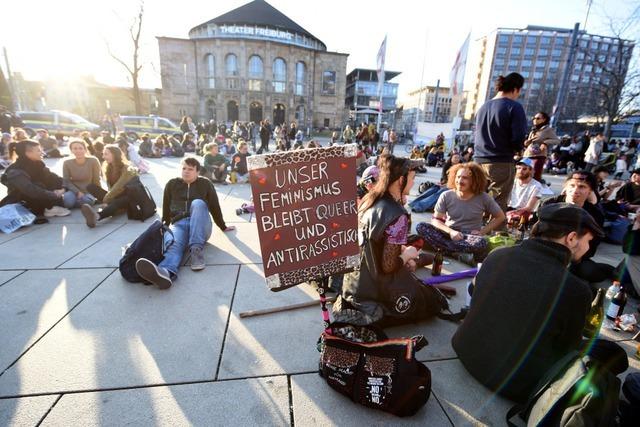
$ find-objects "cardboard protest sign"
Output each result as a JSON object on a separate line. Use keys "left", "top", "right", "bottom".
{"left": 247, "top": 144, "right": 360, "bottom": 291}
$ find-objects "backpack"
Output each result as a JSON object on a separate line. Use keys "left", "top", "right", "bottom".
{"left": 124, "top": 177, "right": 156, "bottom": 221}
{"left": 119, "top": 220, "right": 173, "bottom": 283}
{"left": 507, "top": 351, "right": 620, "bottom": 427}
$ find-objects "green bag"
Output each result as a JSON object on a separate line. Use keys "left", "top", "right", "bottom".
{"left": 487, "top": 233, "right": 517, "bottom": 252}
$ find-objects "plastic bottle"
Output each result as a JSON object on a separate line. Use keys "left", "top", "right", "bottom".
{"left": 605, "top": 281, "right": 620, "bottom": 313}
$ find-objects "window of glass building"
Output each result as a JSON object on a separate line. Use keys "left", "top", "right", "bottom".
{"left": 552, "top": 49, "right": 562, "bottom": 57}
{"left": 601, "top": 43, "right": 609, "bottom": 51}
{"left": 550, "top": 61, "right": 560, "bottom": 68}
{"left": 498, "top": 34, "right": 510, "bottom": 45}
{"left": 538, "top": 48, "right": 548, "bottom": 56}
{"left": 226, "top": 54, "right": 238, "bottom": 76}
{"left": 513, "top": 35, "right": 523, "bottom": 44}
{"left": 592, "top": 41, "right": 599, "bottom": 50}
{"left": 248, "top": 80, "right": 262, "bottom": 91}
{"left": 526, "top": 36, "right": 537, "bottom": 45}
{"left": 579, "top": 39, "right": 588, "bottom": 48}
{"left": 295, "top": 62, "right": 306, "bottom": 96}
{"left": 272, "top": 58, "right": 287, "bottom": 93}
{"left": 248, "top": 55, "right": 263, "bottom": 78}
{"left": 509, "top": 59, "right": 518, "bottom": 67}
{"left": 205, "top": 54, "right": 215, "bottom": 89}
{"left": 533, "top": 71, "right": 543, "bottom": 79}
{"left": 522, "top": 59, "right": 532, "bottom": 67}
{"left": 511, "top": 47, "right": 521, "bottom": 55}
{"left": 496, "top": 47, "right": 507, "bottom": 55}
{"left": 541, "top": 36, "right": 551, "bottom": 45}
{"left": 525, "top": 48, "right": 535, "bottom": 56}
{"left": 322, "top": 71, "right": 336, "bottom": 95}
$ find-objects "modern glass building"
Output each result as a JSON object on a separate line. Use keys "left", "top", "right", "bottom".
{"left": 466, "top": 25, "right": 635, "bottom": 122}
{"left": 345, "top": 69, "right": 400, "bottom": 126}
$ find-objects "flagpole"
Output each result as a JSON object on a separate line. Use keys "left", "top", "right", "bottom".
{"left": 376, "top": 35, "right": 387, "bottom": 134}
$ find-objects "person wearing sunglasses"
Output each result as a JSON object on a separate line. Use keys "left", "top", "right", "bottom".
{"left": 523, "top": 111, "right": 560, "bottom": 182}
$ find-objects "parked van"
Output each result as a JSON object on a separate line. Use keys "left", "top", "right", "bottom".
{"left": 16, "top": 110, "right": 100, "bottom": 136}
{"left": 121, "top": 115, "right": 182, "bottom": 139}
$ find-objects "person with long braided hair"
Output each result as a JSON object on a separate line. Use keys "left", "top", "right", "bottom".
{"left": 332, "top": 154, "right": 444, "bottom": 327}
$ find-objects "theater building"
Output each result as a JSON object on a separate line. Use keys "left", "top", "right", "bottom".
{"left": 157, "top": 0, "right": 348, "bottom": 128}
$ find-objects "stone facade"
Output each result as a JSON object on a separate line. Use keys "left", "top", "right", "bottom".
{"left": 158, "top": 36, "right": 348, "bottom": 128}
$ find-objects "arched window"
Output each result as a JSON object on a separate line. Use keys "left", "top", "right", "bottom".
{"left": 226, "top": 53, "right": 238, "bottom": 76}
{"left": 248, "top": 55, "right": 264, "bottom": 78}
{"left": 273, "top": 58, "right": 287, "bottom": 93}
{"left": 204, "top": 54, "right": 215, "bottom": 88}
{"left": 295, "top": 62, "right": 306, "bottom": 95}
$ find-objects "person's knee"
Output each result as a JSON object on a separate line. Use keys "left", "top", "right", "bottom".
{"left": 62, "top": 191, "right": 76, "bottom": 209}
{"left": 190, "top": 198, "right": 207, "bottom": 212}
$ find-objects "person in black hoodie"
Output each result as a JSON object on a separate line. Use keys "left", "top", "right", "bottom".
{"left": 0, "top": 140, "right": 72, "bottom": 218}
{"left": 135, "top": 157, "right": 235, "bottom": 289}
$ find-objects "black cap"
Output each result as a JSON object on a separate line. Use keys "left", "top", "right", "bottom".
{"left": 537, "top": 203, "right": 604, "bottom": 238}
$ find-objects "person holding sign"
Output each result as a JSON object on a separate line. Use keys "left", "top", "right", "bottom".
{"left": 135, "top": 157, "right": 235, "bottom": 289}
{"left": 333, "top": 155, "right": 445, "bottom": 327}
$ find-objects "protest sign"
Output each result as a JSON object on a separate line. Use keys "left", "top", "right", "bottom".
{"left": 247, "top": 144, "right": 360, "bottom": 291}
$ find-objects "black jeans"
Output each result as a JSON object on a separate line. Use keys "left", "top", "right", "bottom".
{"left": 581, "top": 338, "right": 628, "bottom": 376}
{"left": 87, "top": 184, "right": 128, "bottom": 219}
{"left": 571, "top": 258, "right": 615, "bottom": 289}
{"left": 1, "top": 193, "right": 62, "bottom": 215}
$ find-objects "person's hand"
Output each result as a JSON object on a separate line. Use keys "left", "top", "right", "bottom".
{"left": 53, "top": 189, "right": 65, "bottom": 197}
{"left": 224, "top": 226, "right": 236, "bottom": 232}
{"left": 449, "top": 230, "right": 464, "bottom": 241}
{"left": 77, "top": 191, "right": 85, "bottom": 198}
{"left": 401, "top": 245, "right": 419, "bottom": 262}
{"left": 405, "top": 259, "right": 417, "bottom": 272}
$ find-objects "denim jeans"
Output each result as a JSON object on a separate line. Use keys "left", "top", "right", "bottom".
{"left": 159, "top": 199, "right": 212, "bottom": 277}
{"left": 408, "top": 185, "right": 446, "bottom": 212}
{"left": 62, "top": 191, "right": 96, "bottom": 209}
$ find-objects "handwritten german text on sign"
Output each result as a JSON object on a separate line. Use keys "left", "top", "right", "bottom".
{"left": 248, "top": 145, "right": 360, "bottom": 291}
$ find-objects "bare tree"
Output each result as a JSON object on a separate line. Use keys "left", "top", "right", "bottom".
{"left": 580, "top": 4, "right": 640, "bottom": 138}
{"left": 107, "top": 1, "right": 144, "bottom": 115}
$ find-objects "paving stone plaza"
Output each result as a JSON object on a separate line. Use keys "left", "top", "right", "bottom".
{"left": 1, "top": 150, "right": 639, "bottom": 426}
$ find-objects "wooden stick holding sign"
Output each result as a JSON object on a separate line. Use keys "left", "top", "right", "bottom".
{"left": 239, "top": 296, "right": 337, "bottom": 319}
{"left": 247, "top": 145, "right": 360, "bottom": 292}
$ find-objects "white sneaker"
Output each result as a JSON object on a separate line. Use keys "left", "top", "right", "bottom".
{"left": 44, "top": 206, "right": 71, "bottom": 217}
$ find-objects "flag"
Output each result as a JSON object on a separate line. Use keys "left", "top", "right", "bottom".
{"left": 449, "top": 33, "right": 470, "bottom": 97}
{"left": 376, "top": 35, "right": 387, "bottom": 111}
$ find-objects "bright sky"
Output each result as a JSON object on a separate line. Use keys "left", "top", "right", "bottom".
{"left": 1, "top": 0, "right": 637, "bottom": 101}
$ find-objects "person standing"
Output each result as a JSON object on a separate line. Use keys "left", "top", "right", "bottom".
{"left": 258, "top": 120, "right": 270, "bottom": 154}
{"left": 474, "top": 73, "right": 528, "bottom": 212}
{"left": 523, "top": 111, "right": 560, "bottom": 182}
{"left": 343, "top": 125, "right": 354, "bottom": 145}
{"left": 584, "top": 132, "right": 605, "bottom": 172}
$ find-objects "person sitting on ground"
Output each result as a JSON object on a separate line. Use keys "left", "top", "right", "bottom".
{"left": 416, "top": 162, "right": 505, "bottom": 263}
{"left": 62, "top": 139, "right": 102, "bottom": 208}
{"left": 1, "top": 133, "right": 12, "bottom": 169}
{"left": 221, "top": 138, "right": 237, "bottom": 161}
{"left": 332, "top": 155, "right": 435, "bottom": 326}
{"left": 506, "top": 158, "right": 544, "bottom": 224}
{"left": 202, "top": 142, "right": 229, "bottom": 184}
{"left": 135, "top": 157, "right": 235, "bottom": 289}
{"left": 34, "top": 129, "right": 63, "bottom": 158}
{"left": 0, "top": 140, "right": 72, "bottom": 217}
{"left": 545, "top": 151, "right": 566, "bottom": 175}
{"left": 230, "top": 141, "right": 250, "bottom": 183}
{"left": 408, "top": 153, "right": 461, "bottom": 213}
{"left": 80, "top": 145, "right": 138, "bottom": 227}
{"left": 616, "top": 168, "right": 640, "bottom": 208}
{"left": 12, "top": 128, "right": 28, "bottom": 142}
{"left": 182, "top": 132, "right": 196, "bottom": 153}
{"left": 452, "top": 203, "right": 627, "bottom": 404}
{"left": 139, "top": 134, "right": 160, "bottom": 158}
{"left": 541, "top": 171, "right": 614, "bottom": 284}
